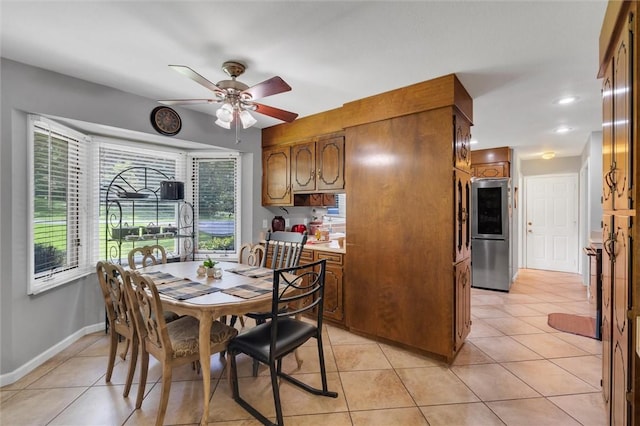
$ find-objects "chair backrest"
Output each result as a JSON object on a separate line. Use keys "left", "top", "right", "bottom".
{"left": 270, "top": 258, "right": 327, "bottom": 336}
{"left": 96, "top": 261, "right": 131, "bottom": 331}
{"left": 262, "top": 231, "right": 308, "bottom": 269}
{"left": 128, "top": 245, "right": 167, "bottom": 270}
{"left": 122, "top": 270, "right": 172, "bottom": 360}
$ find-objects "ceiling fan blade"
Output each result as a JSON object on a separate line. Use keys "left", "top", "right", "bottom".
{"left": 242, "top": 76, "right": 292, "bottom": 100}
{"left": 158, "top": 99, "right": 220, "bottom": 106}
{"left": 253, "top": 103, "right": 298, "bottom": 122}
{"left": 168, "top": 65, "right": 223, "bottom": 94}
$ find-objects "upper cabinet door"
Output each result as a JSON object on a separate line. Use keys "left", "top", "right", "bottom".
{"left": 454, "top": 170, "right": 471, "bottom": 262}
{"left": 453, "top": 113, "right": 472, "bottom": 172}
{"left": 602, "top": 59, "right": 615, "bottom": 211}
{"left": 262, "top": 146, "right": 292, "bottom": 206}
{"left": 317, "top": 136, "right": 345, "bottom": 191}
{"left": 612, "top": 26, "right": 632, "bottom": 210}
{"left": 291, "top": 141, "right": 316, "bottom": 192}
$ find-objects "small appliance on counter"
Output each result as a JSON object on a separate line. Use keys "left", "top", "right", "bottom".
{"left": 291, "top": 224, "right": 307, "bottom": 234}
{"left": 271, "top": 216, "right": 286, "bottom": 232}
{"left": 308, "top": 221, "right": 323, "bottom": 236}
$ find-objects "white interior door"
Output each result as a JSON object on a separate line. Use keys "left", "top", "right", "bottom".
{"left": 525, "top": 174, "right": 579, "bottom": 273}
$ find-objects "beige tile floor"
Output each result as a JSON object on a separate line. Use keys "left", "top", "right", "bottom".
{"left": 1, "top": 268, "right": 607, "bottom": 425}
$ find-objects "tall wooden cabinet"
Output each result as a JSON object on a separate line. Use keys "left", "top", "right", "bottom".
{"left": 344, "top": 74, "right": 473, "bottom": 362}
{"left": 598, "top": 2, "right": 638, "bottom": 424}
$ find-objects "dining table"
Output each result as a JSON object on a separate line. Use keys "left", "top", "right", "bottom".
{"left": 138, "top": 260, "right": 289, "bottom": 425}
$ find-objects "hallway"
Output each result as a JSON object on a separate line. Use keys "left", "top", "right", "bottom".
{"left": 0, "top": 268, "right": 606, "bottom": 425}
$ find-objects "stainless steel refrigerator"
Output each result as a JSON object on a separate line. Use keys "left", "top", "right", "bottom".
{"left": 471, "top": 178, "right": 513, "bottom": 291}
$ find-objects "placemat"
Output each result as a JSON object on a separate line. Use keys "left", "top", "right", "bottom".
{"left": 143, "top": 271, "right": 222, "bottom": 300}
{"left": 226, "top": 265, "right": 274, "bottom": 278}
{"left": 222, "top": 276, "right": 276, "bottom": 299}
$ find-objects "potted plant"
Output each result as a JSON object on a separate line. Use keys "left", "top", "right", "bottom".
{"left": 203, "top": 256, "right": 219, "bottom": 278}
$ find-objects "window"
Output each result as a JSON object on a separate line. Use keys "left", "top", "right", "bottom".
{"left": 28, "top": 116, "right": 93, "bottom": 294}
{"left": 98, "top": 140, "right": 185, "bottom": 262}
{"left": 189, "top": 153, "right": 241, "bottom": 258}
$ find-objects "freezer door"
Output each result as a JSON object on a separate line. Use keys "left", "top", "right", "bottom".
{"left": 471, "top": 238, "right": 511, "bottom": 291}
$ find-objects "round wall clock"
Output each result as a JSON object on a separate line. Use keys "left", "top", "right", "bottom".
{"left": 150, "top": 106, "right": 182, "bottom": 136}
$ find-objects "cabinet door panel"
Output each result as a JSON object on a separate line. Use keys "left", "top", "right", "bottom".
{"left": 262, "top": 146, "right": 292, "bottom": 206}
{"left": 453, "top": 113, "right": 471, "bottom": 172}
{"left": 612, "top": 30, "right": 632, "bottom": 210}
{"left": 292, "top": 142, "right": 316, "bottom": 192}
{"left": 602, "top": 62, "right": 615, "bottom": 211}
{"left": 322, "top": 265, "right": 344, "bottom": 321}
{"left": 454, "top": 258, "right": 471, "bottom": 351}
{"left": 611, "top": 216, "right": 631, "bottom": 426}
{"left": 601, "top": 216, "right": 613, "bottom": 408}
{"left": 317, "top": 136, "right": 345, "bottom": 191}
{"left": 455, "top": 171, "right": 471, "bottom": 262}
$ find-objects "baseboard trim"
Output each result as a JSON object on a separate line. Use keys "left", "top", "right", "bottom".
{"left": 0, "top": 322, "right": 104, "bottom": 387}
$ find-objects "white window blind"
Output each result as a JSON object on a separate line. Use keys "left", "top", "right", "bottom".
{"left": 98, "top": 140, "right": 185, "bottom": 263}
{"left": 29, "top": 116, "right": 93, "bottom": 294}
{"left": 189, "top": 153, "right": 240, "bottom": 258}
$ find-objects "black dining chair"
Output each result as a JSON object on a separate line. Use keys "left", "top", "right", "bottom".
{"left": 241, "top": 231, "right": 308, "bottom": 375}
{"left": 227, "top": 258, "right": 337, "bottom": 426}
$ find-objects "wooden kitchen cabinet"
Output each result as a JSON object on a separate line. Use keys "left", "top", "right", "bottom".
{"left": 297, "top": 248, "right": 344, "bottom": 325}
{"left": 262, "top": 145, "right": 292, "bottom": 206}
{"left": 470, "top": 147, "right": 511, "bottom": 178}
{"left": 454, "top": 257, "right": 471, "bottom": 351}
{"left": 598, "top": 2, "right": 638, "bottom": 424}
{"left": 344, "top": 74, "right": 473, "bottom": 362}
{"left": 292, "top": 135, "right": 345, "bottom": 192}
{"left": 314, "top": 251, "right": 344, "bottom": 323}
{"left": 455, "top": 170, "right": 471, "bottom": 263}
{"left": 454, "top": 112, "right": 472, "bottom": 173}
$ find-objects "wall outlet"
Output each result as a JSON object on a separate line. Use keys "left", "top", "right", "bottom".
{"left": 285, "top": 218, "right": 291, "bottom": 227}
{"left": 262, "top": 219, "right": 268, "bottom": 228}
{"left": 303, "top": 218, "right": 308, "bottom": 225}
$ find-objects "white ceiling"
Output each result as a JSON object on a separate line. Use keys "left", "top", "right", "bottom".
{"left": 1, "top": 1, "right": 608, "bottom": 159}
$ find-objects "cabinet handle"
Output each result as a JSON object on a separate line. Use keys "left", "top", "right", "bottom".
{"left": 461, "top": 207, "right": 468, "bottom": 223}
{"left": 317, "top": 169, "right": 322, "bottom": 179}
{"left": 605, "top": 167, "right": 617, "bottom": 190}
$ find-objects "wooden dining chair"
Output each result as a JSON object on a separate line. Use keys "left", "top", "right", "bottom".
{"left": 228, "top": 243, "right": 267, "bottom": 329}
{"left": 123, "top": 270, "right": 238, "bottom": 426}
{"left": 228, "top": 259, "right": 337, "bottom": 426}
{"left": 95, "top": 261, "right": 137, "bottom": 397}
{"left": 127, "top": 244, "right": 167, "bottom": 270}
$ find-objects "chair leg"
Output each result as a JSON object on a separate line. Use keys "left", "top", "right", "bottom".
{"left": 294, "top": 348, "right": 303, "bottom": 369}
{"left": 156, "top": 365, "right": 173, "bottom": 426}
{"left": 123, "top": 334, "right": 138, "bottom": 397}
{"left": 270, "top": 362, "right": 284, "bottom": 426}
{"left": 135, "top": 351, "right": 149, "bottom": 409}
{"left": 120, "top": 337, "right": 131, "bottom": 361}
{"left": 106, "top": 330, "right": 118, "bottom": 382}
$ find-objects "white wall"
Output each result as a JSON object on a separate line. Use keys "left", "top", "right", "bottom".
{"left": 0, "top": 59, "right": 270, "bottom": 380}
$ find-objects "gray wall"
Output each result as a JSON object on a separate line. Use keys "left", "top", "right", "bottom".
{"left": 520, "top": 156, "right": 582, "bottom": 176}
{"left": 0, "top": 59, "right": 271, "bottom": 379}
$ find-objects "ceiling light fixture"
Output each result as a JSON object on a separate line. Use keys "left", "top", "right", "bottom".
{"left": 542, "top": 151, "right": 556, "bottom": 160}
{"left": 554, "top": 126, "right": 573, "bottom": 134}
{"left": 555, "top": 96, "right": 578, "bottom": 105}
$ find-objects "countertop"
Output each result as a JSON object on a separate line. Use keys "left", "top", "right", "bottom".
{"left": 589, "top": 230, "right": 603, "bottom": 249}
{"left": 260, "top": 238, "right": 346, "bottom": 254}
{"left": 304, "top": 238, "right": 346, "bottom": 254}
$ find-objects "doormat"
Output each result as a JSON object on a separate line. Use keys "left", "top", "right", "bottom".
{"left": 547, "top": 313, "right": 597, "bottom": 339}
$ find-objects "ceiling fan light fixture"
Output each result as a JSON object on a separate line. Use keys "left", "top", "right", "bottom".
{"left": 216, "top": 103, "right": 234, "bottom": 123}
{"left": 239, "top": 110, "right": 257, "bottom": 129}
{"left": 215, "top": 118, "right": 231, "bottom": 129}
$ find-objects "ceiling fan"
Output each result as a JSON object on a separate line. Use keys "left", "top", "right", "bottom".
{"left": 158, "top": 61, "right": 298, "bottom": 130}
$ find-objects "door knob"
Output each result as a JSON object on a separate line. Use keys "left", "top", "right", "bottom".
{"left": 528, "top": 230, "right": 532, "bottom": 233}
